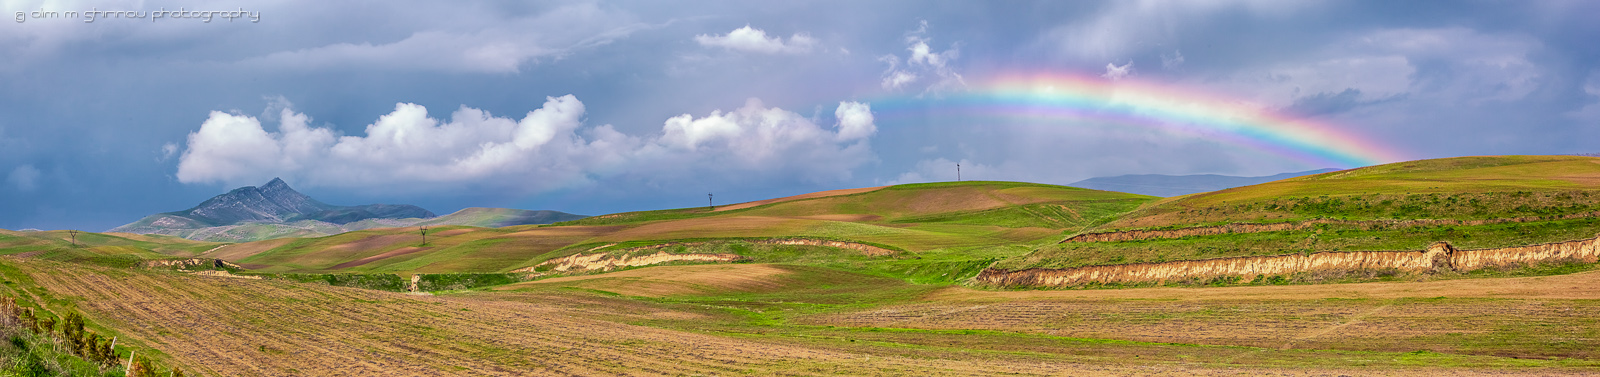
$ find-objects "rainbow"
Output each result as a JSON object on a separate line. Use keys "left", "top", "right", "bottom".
{"left": 866, "top": 73, "right": 1406, "bottom": 168}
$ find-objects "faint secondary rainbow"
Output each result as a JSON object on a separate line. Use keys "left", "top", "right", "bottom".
{"left": 866, "top": 73, "right": 1407, "bottom": 168}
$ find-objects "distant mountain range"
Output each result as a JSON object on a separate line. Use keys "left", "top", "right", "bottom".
{"left": 1069, "top": 168, "right": 1343, "bottom": 197}
{"left": 109, "top": 178, "right": 585, "bottom": 242}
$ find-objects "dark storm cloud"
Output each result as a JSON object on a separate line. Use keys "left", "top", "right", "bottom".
{"left": 1, "top": 0, "right": 1597, "bottom": 230}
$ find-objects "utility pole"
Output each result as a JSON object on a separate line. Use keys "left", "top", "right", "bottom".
{"left": 68, "top": 230, "right": 78, "bottom": 247}
{"left": 419, "top": 225, "right": 429, "bottom": 246}
{"left": 956, "top": 163, "right": 961, "bottom": 182}
{"left": 708, "top": 193, "right": 714, "bottom": 211}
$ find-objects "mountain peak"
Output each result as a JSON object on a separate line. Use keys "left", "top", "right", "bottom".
{"left": 264, "top": 177, "right": 288, "bottom": 189}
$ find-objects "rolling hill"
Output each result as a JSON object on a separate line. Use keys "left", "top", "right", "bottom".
{"left": 181, "top": 181, "right": 1155, "bottom": 274}
{"left": 1069, "top": 168, "right": 1341, "bottom": 197}
{"left": 991, "top": 155, "right": 1600, "bottom": 280}
{"left": 108, "top": 178, "right": 584, "bottom": 242}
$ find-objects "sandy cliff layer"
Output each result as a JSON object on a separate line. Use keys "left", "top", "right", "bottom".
{"left": 517, "top": 251, "right": 746, "bottom": 273}
{"left": 140, "top": 258, "right": 245, "bottom": 270}
{"left": 511, "top": 238, "right": 894, "bottom": 273}
{"left": 980, "top": 235, "right": 1600, "bottom": 287}
{"left": 1063, "top": 212, "right": 1600, "bottom": 243}
{"left": 587, "top": 238, "right": 896, "bottom": 258}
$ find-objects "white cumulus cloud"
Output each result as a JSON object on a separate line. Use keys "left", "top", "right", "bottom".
{"left": 174, "top": 96, "right": 877, "bottom": 192}
{"left": 880, "top": 21, "right": 964, "bottom": 93}
{"left": 695, "top": 25, "right": 817, "bottom": 54}
{"left": 234, "top": 3, "right": 646, "bottom": 73}
{"left": 1102, "top": 61, "right": 1134, "bottom": 80}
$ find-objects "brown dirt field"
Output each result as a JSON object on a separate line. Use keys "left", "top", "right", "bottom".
{"left": 904, "top": 186, "right": 1012, "bottom": 214}
{"left": 324, "top": 233, "right": 418, "bottom": 254}
{"left": 505, "top": 264, "right": 793, "bottom": 297}
{"left": 102, "top": 232, "right": 209, "bottom": 244}
{"left": 989, "top": 189, "right": 1066, "bottom": 206}
{"left": 598, "top": 216, "right": 814, "bottom": 241}
{"left": 502, "top": 225, "right": 624, "bottom": 238}
{"left": 3, "top": 258, "right": 1502, "bottom": 377}
{"left": 200, "top": 238, "right": 297, "bottom": 261}
{"left": 794, "top": 214, "right": 882, "bottom": 221}
{"left": 930, "top": 270, "right": 1600, "bottom": 301}
{"left": 427, "top": 228, "right": 475, "bottom": 238}
{"left": 329, "top": 246, "right": 429, "bottom": 269}
{"left": 714, "top": 186, "right": 887, "bottom": 211}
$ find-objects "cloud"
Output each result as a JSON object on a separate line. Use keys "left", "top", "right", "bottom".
{"left": 885, "top": 158, "right": 992, "bottom": 185}
{"left": 7, "top": 165, "right": 40, "bottom": 192}
{"left": 174, "top": 96, "right": 877, "bottom": 192}
{"left": 234, "top": 3, "right": 645, "bottom": 73}
{"left": 695, "top": 25, "right": 817, "bottom": 54}
{"left": 833, "top": 101, "right": 876, "bottom": 141}
{"left": 880, "top": 21, "right": 964, "bottom": 93}
{"left": 1102, "top": 61, "right": 1134, "bottom": 80}
{"left": 1161, "top": 50, "right": 1185, "bottom": 69}
{"left": 159, "top": 143, "right": 178, "bottom": 162}
{"left": 1570, "top": 70, "right": 1600, "bottom": 124}
{"left": 1192, "top": 27, "right": 1540, "bottom": 114}
{"left": 1034, "top": 0, "right": 1315, "bottom": 62}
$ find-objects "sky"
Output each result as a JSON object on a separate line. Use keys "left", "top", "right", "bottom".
{"left": 1, "top": 0, "right": 1597, "bottom": 231}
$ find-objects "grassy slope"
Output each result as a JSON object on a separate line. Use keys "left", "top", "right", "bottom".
{"left": 214, "top": 181, "right": 1152, "bottom": 274}
{"left": 1106, "top": 155, "right": 1600, "bottom": 230}
{"left": 0, "top": 230, "right": 223, "bottom": 267}
{"left": 999, "top": 155, "right": 1600, "bottom": 270}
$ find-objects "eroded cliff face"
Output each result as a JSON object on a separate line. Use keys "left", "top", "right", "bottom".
{"left": 511, "top": 238, "right": 894, "bottom": 274}
{"left": 749, "top": 238, "right": 898, "bottom": 256}
{"left": 1062, "top": 212, "right": 1600, "bottom": 243}
{"left": 980, "top": 235, "right": 1600, "bottom": 287}
{"left": 517, "top": 251, "right": 745, "bottom": 273}
{"left": 140, "top": 258, "right": 245, "bottom": 270}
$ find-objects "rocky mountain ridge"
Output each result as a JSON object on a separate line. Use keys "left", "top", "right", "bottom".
{"left": 109, "top": 178, "right": 584, "bottom": 242}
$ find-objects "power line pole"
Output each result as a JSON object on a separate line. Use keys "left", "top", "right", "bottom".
{"left": 956, "top": 163, "right": 961, "bottom": 182}
{"left": 419, "top": 225, "right": 429, "bottom": 246}
{"left": 708, "top": 193, "right": 714, "bottom": 211}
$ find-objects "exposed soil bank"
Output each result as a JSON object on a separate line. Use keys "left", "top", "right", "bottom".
{"left": 512, "top": 238, "right": 895, "bottom": 273}
{"left": 980, "top": 234, "right": 1600, "bottom": 287}
{"left": 1062, "top": 212, "right": 1600, "bottom": 243}
{"left": 515, "top": 251, "right": 746, "bottom": 273}
{"left": 140, "top": 258, "right": 245, "bottom": 270}
{"left": 596, "top": 238, "right": 897, "bottom": 257}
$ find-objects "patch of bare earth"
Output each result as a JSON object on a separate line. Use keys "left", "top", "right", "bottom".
{"left": 599, "top": 216, "right": 811, "bottom": 240}
{"left": 200, "top": 238, "right": 297, "bottom": 261}
{"left": 329, "top": 246, "right": 429, "bottom": 269}
{"left": 937, "top": 269, "right": 1600, "bottom": 301}
{"left": 904, "top": 186, "right": 1012, "bottom": 214}
{"left": 713, "top": 186, "right": 888, "bottom": 212}
{"left": 507, "top": 264, "right": 794, "bottom": 297}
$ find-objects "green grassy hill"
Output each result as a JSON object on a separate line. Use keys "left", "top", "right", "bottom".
{"left": 0, "top": 229, "right": 224, "bottom": 267}
{"left": 190, "top": 181, "right": 1153, "bottom": 274}
{"left": 997, "top": 155, "right": 1600, "bottom": 271}
{"left": 1104, "top": 155, "right": 1600, "bottom": 230}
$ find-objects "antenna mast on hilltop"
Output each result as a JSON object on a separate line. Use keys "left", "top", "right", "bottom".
{"left": 956, "top": 163, "right": 961, "bottom": 182}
